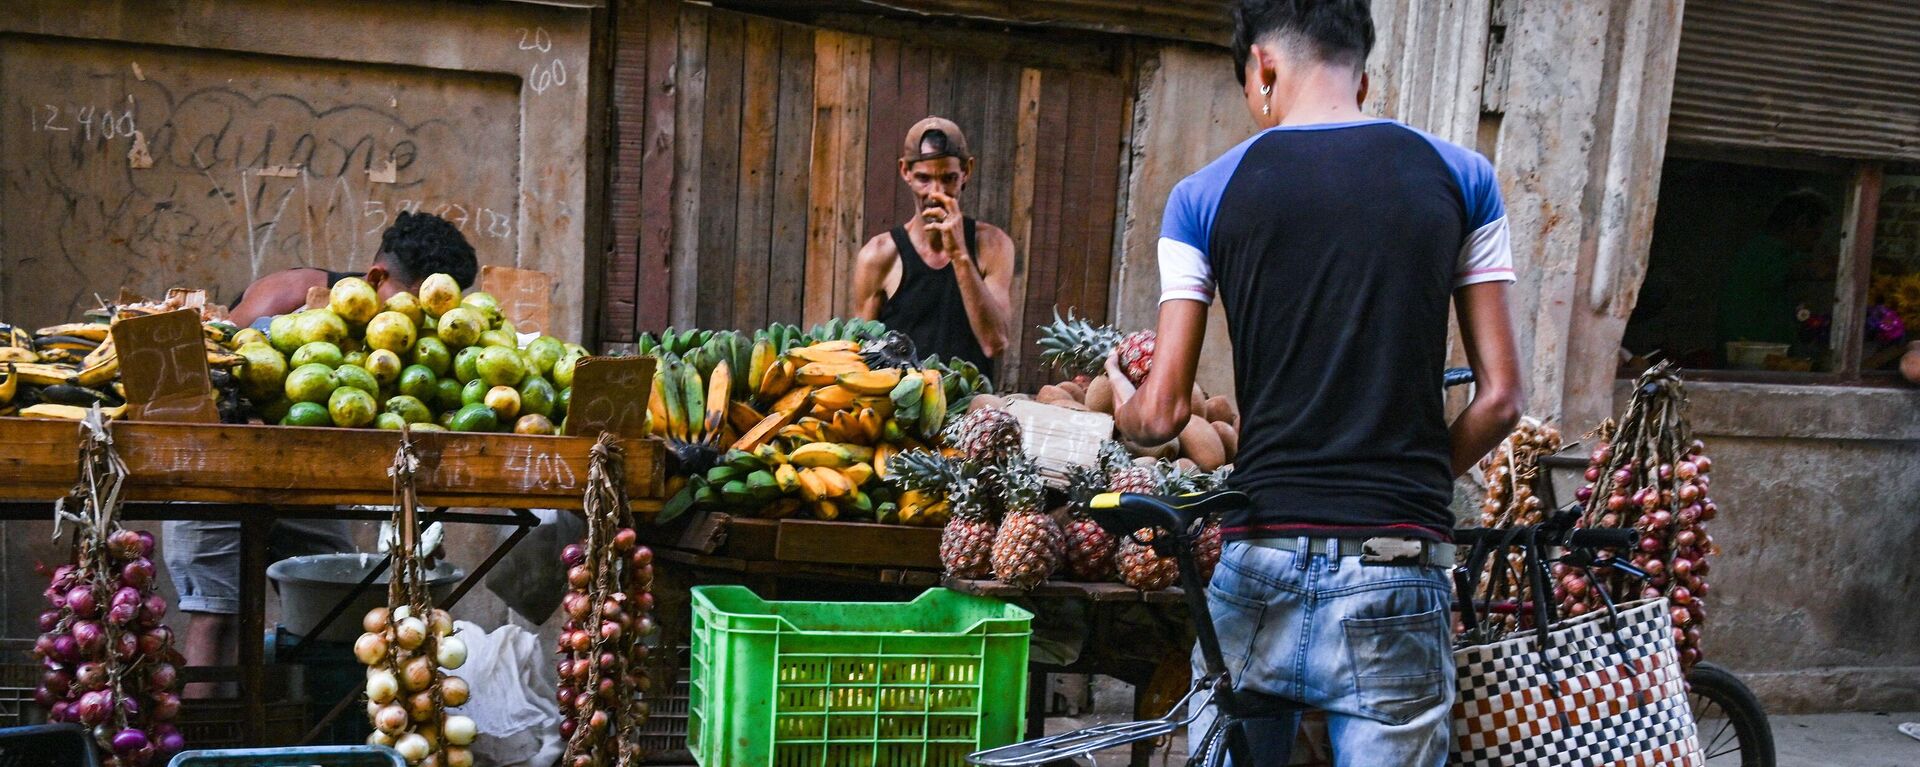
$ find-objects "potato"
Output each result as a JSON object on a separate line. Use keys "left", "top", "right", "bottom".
{"left": 1203, "top": 395, "right": 1238, "bottom": 426}
{"left": 968, "top": 394, "right": 1008, "bottom": 413}
{"left": 1190, "top": 385, "right": 1208, "bottom": 419}
{"left": 1085, "top": 375, "right": 1115, "bottom": 414}
{"left": 1179, "top": 414, "right": 1227, "bottom": 471}
{"left": 1211, "top": 420, "right": 1238, "bottom": 462}
{"left": 1057, "top": 380, "right": 1087, "bottom": 402}
{"left": 1035, "top": 384, "right": 1073, "bottom": 406}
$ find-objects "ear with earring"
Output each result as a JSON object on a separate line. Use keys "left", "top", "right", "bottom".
{"left": 1260, "top": 84, "right": 1272, "bottom": 116}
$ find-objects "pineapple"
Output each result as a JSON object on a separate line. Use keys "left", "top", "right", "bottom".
{"left": 1062, "top": 464, "right": 1116, "bottom": 582}
{"left": 989, "top": 458, "right": 1063, "bottom": 590}
{"left": 1035, "top": 309, "right": 1155, "bottom": 384}
{"left": 1109, "top": 463, "right": 1180, "bottom": 590}
{"left": 953, "top": 407, "right": 1024, "bottom": 464}
{"left": 1157, "top": 461, "right": 1228, "bottom": 580}
{"left": 940, "top": 472, "right": 996, "bottom": 579}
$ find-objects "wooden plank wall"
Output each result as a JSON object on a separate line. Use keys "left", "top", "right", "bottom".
{"left": 601, "top": 0, "right": 1129, "bottom": 390}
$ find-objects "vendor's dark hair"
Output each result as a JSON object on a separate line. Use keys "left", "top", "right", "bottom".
{"left": 378, "top": 211, "right": 478, "bottom": 288}
{"left": 1231, "top": 0, "right": 1375, "bottom": 84}
{"left": 1766, "top": 189, "right": 1834, "bottom": 231}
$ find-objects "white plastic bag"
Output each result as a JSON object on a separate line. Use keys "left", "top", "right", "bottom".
{"left": 450, "top": 620, "right": 564, "bottom": 767}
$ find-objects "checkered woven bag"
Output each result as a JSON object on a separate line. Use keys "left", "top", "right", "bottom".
{"left": 1450, "top": 522, "right": 1705, "bottom": 766}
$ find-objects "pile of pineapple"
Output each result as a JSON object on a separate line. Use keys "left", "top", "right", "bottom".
{"left": 650, "top": 318, "right": 989, "bottom": 525}
{"left": 889, "top": 408, "right": 1229, "bottom": 591}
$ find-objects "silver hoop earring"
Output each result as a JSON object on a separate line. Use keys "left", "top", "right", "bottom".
{"left": 1260, "top": 84, "right": 1272, "bottom": 95}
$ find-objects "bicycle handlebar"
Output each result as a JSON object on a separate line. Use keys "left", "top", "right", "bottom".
{"left": 1452, "top": 524, "right": 1635, "bottom": 550}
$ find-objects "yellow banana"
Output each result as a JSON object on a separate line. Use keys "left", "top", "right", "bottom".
{"left": 748, "top": 339, "right": 775, "bottom": 399}
{"left": 811, "top": 384, "right": 857, "bottom": 413}
{"left": 801, "top": 340, "right": 859, "bottom": 354}
{"left": 767, "top": 498, "right": 804, "bottom": 519}
{"left": 758, "top": 359, "right": 795, "bottom": 402}
{"left": 920, "top": 369, "right": 947, "bottom": 438}
{"left": 807, "top": 467, "right": 852, "bottom": 498}
{"left": 21, "top": 403, "right": 124, "bottom": 420}
{"left": 704, "top": 361, "right": 732, "bottom": 440}
{"left": 82, "top": 337, "right": 116, "bottom": 368}
{"left": 678, "top": 360, "right": 705, "bottom": 442}
{"left": 795, "top": 362, "right": 866, "bottom": 386}
{"left": 0, "top": 364, "right": 15, "bottom": 406}
{"left": 0, "top": 347, "right": 38, "bottom": 364}
{"left": 649, "top": 371, "right": 669, "bottom": 437}
{"left": 11, "top": 363, "right": 78, "bottom": 387}
{"left": 873, "top": 443, "right": 897, "bottom": 479}
{"left": 774, "top": 464, "right": 801, "bottom": 494}
{"left": 857, "top": 407, "right": 884, "bottom": 443}
{"left": 71, "top": 357, "right": 119, "bottom": 389}
{"left": 660, "top": 365, "right": 688, "bottom": 442}
{"left": 843, "top": 462, "right": 874, "bottom": 488}
{"left": 790, "top": 442, "right": 855, "bottom": 469}
{"left": 812, "top": 500, "right": 840, "bottom": 521}
{"left": 35, "top": 323, "right": 111, "bottom": 342}
{"left": 796, "top": 467, "right": 828, "bottom": 502}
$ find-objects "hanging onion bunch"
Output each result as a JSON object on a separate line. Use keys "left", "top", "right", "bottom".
{"left": 557, "top": 435, "right": 658, "bottom": 767}
{"left": 360, "top": 434, "right": 475, "bottom": 767}
{"left": 1559, "top": 363, "right": 1717, "bottom": 670}
{"left": 33, "top": 414, "right": 182, "bottom": 766}
{"left": 1470, "top": 417, "right": 1563, "bottom": 640}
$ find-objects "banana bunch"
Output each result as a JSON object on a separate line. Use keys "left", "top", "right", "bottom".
{"left": 0, "top": 317, "right": 243, "bottom": 420}
{"left": 647, "top": 353, "right": 731, "bottom": 461}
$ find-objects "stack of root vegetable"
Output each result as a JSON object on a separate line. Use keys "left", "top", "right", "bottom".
{"left": 556, "top": 436, "right": 658, "bottom": 767}
{"left": 1562, "top": 363, "right": 1717, "bottom": 670}
{"left": 359, "top": 437, "right": 476, "bottom": 766}
{"left": 32, "top": 417, "right": 182, "bottom": 766}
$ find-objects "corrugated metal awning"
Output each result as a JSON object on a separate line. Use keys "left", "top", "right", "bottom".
{"left": 717, "top": 0, "right": 1234, "bottom": 45}
{"left": 1669, "top": 0, "right": 1920, "bottom": 162}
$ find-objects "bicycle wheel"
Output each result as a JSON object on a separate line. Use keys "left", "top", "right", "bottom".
{"left": 1688, "top": 662, "right": 1775, "bottom": 767}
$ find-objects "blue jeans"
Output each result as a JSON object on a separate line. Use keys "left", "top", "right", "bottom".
{"left": 1192, "top": 540, "right": 1455, "bottom": 766}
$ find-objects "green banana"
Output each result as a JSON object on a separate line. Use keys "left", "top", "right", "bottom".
{"left": 678, "top": 357, "right": 705, "bottom": 442}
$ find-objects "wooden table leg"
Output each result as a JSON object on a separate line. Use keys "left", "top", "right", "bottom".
{"left": 239, "top": 515, "right": 269, "bottom": 744}
{"left": 1026, "top": 670, "right": 1047, "bottom": 740}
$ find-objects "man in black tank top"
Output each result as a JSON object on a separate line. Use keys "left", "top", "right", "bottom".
{"left": 851, "top": 117, "right": 1015, "bottom": 378}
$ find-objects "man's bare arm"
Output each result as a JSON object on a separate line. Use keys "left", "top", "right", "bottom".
{"left": 228, "top": 269, "right": 325, "bottom": 327}
{"left": 1450, "top": 281, "right": 1524, "bottom": 476}
{"left": 950, "top": 225, "right": 1015, "bottom": 358}
{"left": 1111, "top": 299, "right": 1208, "bottom": 444}
{"left": 850, "top": 236, "right": 893, "bottom": 321}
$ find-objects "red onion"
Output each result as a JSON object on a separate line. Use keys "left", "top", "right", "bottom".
{"left": 136, "top": 531, "right": 156, "bottom": 557}
{"left": 1670, "top": 606, "right": 1691, "bottom": 627}
{"left": 150, "top": 691, "right": 181, "bottom": 722}
{"left": 563, "top": 593, "right": 590, "bottom": 621}
{"left": 108, "top": 602, "right": 140, "bottom": 628}
{"left": 562, "top": 543, "right": 587, "bottom": 566}
{"left": 1584, "top": 466, "right": 1601, "bottom": 482}
{"left": 71, "top": 621, "right": 106, "bottom": 653}
{"left": 567, "top": 565, "right": 591, "bottom": 589}
{"left": 138, "top": 627, "right": 171, "bottom": 659}
{"left": 559, "top": 718, "right": 577, "bottom": 738}
{"left": 47, "top": 701, "right": 70, "bottom": 723}
{"left": 1573, "top": 486, "right": 1592, "bottom": 502}
{"left": 76, "top": 662, "right": 107, "bottom": 690}
{"left": 108, "top": 529, "right": 144, "bottom": 561}
{"left": 32, "top": 687, "right": 56, "bottom": 708}
{"left": 114, "top": 631, "right": 139, "bottom": 662}
{"left": 42, "top": 668, "right": 72, "bottom": 695}
{"left": 75, "top": 690, "right": 111, "bottom": 724}
{"left": 121, "top": 558, "right": 155, "bottom": 588}
{"left": 147, "top": 663, "right": 177, "bottom": 690}
{"left": 612, "top": 528, "right": 637, "bottom": 553}
{"left": 631, "top": 547, "right": 653, "bottom": 567}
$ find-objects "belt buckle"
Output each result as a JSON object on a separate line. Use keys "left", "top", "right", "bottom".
{"left": 1359, "top": 537, "right": 1424, "bottom": 565}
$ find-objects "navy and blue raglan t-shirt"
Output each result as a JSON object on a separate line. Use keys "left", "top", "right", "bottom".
{"left": 1159, "top": 119, "right": 1514, "bottom": 542}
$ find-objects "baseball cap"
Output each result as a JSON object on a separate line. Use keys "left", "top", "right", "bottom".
{"left": 902, "top": 117, "right": 971, "bottom": 163}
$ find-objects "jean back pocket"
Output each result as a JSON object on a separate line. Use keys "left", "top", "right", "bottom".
{"left": 1342, "top": 606, "right": 1448, "bottom": 725}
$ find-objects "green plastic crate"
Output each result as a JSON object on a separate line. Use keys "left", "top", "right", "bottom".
{"left": 688, "top": 586, "right": 1033, "bottom": 767}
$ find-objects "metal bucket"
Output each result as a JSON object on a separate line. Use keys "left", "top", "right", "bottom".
{"left": 266, "top": 554, "right": 463, "bottom": 643}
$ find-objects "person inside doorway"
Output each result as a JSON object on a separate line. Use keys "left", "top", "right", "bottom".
{"left": 169, "top": 212, "right": 478, "bottom": 696}
{"left": 1716, "top": 189, "right": 1835, "bottom": 350}
{"left": 851, "top": 117, "right": 1015, "bottom": 377}
{"left": 1110, "top": 0, "right": 1524, "bottom": 763}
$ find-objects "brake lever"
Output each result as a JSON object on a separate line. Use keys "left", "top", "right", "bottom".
{"left": 1592, "top": 556, "right": 1649, "bottom": 580}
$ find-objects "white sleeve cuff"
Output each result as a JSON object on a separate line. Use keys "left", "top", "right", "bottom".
{"left": 1455, "top": 216, "right": 1515, "bottom": 287}
{"left": 1157, "top": 237, "right": 1215, "bottom": 305}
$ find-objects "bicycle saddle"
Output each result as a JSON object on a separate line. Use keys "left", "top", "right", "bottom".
{"left": 1087, "top": 490, "right": 1250, "bottom": 545}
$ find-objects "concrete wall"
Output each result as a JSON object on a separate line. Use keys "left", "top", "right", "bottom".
{"left": 1632, "top": 381, "right": 1920, "bottom": 713}
{"left": 0, "top": 0, "right": 595, "bottom": 337}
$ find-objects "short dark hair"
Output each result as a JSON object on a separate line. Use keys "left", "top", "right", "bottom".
{"left": 1231, "top": 0, "right": 1375, "bottom": 85}
{"left": 378, "top": 211, "right": 478, "bottom": 288}
{"left": 1766, "top": 189, "right": 1834, "bottom": 232}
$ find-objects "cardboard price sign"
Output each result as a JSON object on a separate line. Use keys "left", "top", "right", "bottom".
{"left": 568, "top": 356, "right": 656, "bottom": 440}
{"left": 1006, "top": 400, "right": 1114, "bottom": 486}
{"left": 111, "top": 309, "right": 219, "bottom": 423}
{"left": 479, "top": 265, "right": 553, "bottom": 335}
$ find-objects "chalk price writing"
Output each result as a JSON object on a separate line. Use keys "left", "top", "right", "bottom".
{"left": 517, "top": 27, "right": 554, "bottom": 53}
{"left": 28, "top": 101, "right": 139, "bottom": 141}
{"left": 364, "top": 199, "right": 512, "bottom": 240}
{"left": 503, "top": 445, "right": 579, "bottom": 491}
{"left": 517, "top": 26, "right": 569, "bottom": 95}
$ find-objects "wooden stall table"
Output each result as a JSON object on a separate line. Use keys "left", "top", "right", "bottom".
{"left": 0, "top": 417, "right": 665, "bottom": 746}
{"left": 643, "top": 512, "right": 1192, "bottom": 767}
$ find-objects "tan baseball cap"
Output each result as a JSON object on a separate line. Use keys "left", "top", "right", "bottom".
{"left": 902, "top": 116, "right": 971, "bottom": 163}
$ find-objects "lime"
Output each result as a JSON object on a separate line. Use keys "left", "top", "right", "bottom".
{"left": 255, "top": 397, "right": 294, "bottom": 425}
{"left": 328, "top": 387, "right": 377, "bottom": 428}
{"left": 419, "top": 274, "right": 462, "bottom": 317}
{"left": 364, "top": 349, "right": 404, "bottom": 385}
{"left": 484, "top": 385, "right": 522, "bottom": 421}
{"left": 329, "top": 277, "right": 380, "bottom": 326}
{"left": 435, "top": 410, "right": 456, "bottom": 428}
{"left": 384, "top": 395, "right": 433, "bottom": 424}
{"left": 282, "top": 401, "right": 333, "bottom": 427}
{"left": 411, "top": 337, "right": 452, "bottom": 376}
{"left": 411, "top": 423, "right": 448, "bottom": 433}
{"left": 292, "top": 309, "right": 349, "bottom": 347}
{"left": 552, "top": 350, "right": 585, "bottom": 389}
{"left": 478, "top": 329, "right": 517, "bottom": 349}
{"left": 525, "top": 336, "right": 566, "bottom": 376}
{"left": 374, "top": 413, "right": 408, "bottom": 430}
{"left": 397, "top": 365, "right": 438, "bottom": 401}
{"left": 284, "top": 363, "right": 337, "bottom": 404}
{"left": 333, "top": 365, "right": 379, "bottom": 396}
{"left": 383, "top": 292, "right": 425, "bottom": 328}
{"left": 291, "top": 341, "right": 343, "bottom": 369}
{"left": 436, "top": 307, "right": 485, "bottom": 348}
{"left": 476, "top": 346, "right": 526, "bottom": 387}
{"left": 339, "top": 336, "right": 364, "bottom": 354}
{"left": 453, "top": 345, "right": 483, "bottom": 383}
{"left": 268, "top": 314, "right": 301, "bottom": 354}
{"left": 461, "top": 378, "right": 489, "bottom": 406}
{"left": 448, "top": 403, "right": 499, "bottom": 433}
{"left": 433, "top": 378, "right": 465, "bottom": 412}
{"left": 513, "top": 414, "right": 556, "bottom": 435}
{"left": 342, "top": 350, "right": 367, "bottom": 368}
{"left": 235, "top": 342, "right": 288, "bottom": 402}
{"left": 230, "top": 328, "right": 268, "bottom": 348}
{"left": 365, "top": 311, "right": 417, "bottom": 353}
{"left": 553, "top": 386, "right": 571, "bottom": 420}
{"left": 460, "top": 292, "right": 503, "bottom": 328}
{"left": 517, "top": 375, "right": 556, "bottom": 418}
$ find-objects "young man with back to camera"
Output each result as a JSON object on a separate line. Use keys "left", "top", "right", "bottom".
{"left": 1110, "top": 1, "right": 1524, "bottom": 763}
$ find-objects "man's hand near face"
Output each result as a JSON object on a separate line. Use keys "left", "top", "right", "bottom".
{"left": 921, "top": 191, "right": 967, "bottom": 263}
